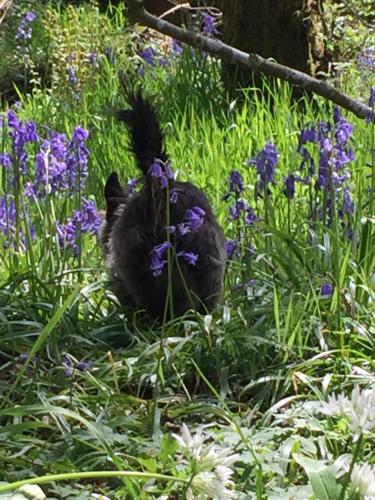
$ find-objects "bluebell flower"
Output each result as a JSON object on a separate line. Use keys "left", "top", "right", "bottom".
{"left": 80, "top": 199, "right": 101, "bottom": 235}
{"left": 0, "top": 197, "right": 16, "bottom": 235}
{"left": 16, "top": 11, "right": 36, "bottom": 41}
{"left": 148, "top": 159, "right": 173, "bottom": 188}
{"left": 150, "top": 241, "right": 171, "bottom": 277}
{"left": 202, "top": 12, "right": 218, "bottom": 36}
{"left": 88, "top": 52, "right": 98, "bottom": 65}
{"left": 298, "top": 126, "right": 318, "bottom": 150}
{"left": 247, "top": 143, "right": 278, "bottom": 191}
{"left": 369, "top": 86, "right": 375, "bottom": 106}
{"left": 245, "top": 207, "right": 258, "bottom": 226}
{"left": 76, "top": 360, "right": 93, "bottom": 371}
{"left": 226, "top": 239, "right": 239, "bottom": 258}
{"left": 171, "top": 39, "right": 183, "bottom": 56}
{"left": 333, "top": 108, "right": 353, "bottom": 145}
{"left": 229, "top": 199, "right": 246, "bottom": 220}
{"left": 321, "top": 282, "right": 333, "bottom": 297}
{"left": 140, "top": 47, "right": 156, "bottom": 65}
{"left": 283, "top": 174, "right": 296, "bottom": 199}
{"left": 357, "top": 48, "right": 375, "bottom": 70}
{"left": 56, "top": 198, "right": 100, "bottom": 256}
{"left": 67, "top": 65, "right": 78, "bottom": 85}
{"left": 7, "top": 110, "right": 39, "bottom": 174}
{"left": 0, "top": 153, "right": 11, "bottom": 169}
{"left": 178, "top": 251, "right": 199, "bottom": 266}
{"left": 229, "top": 170, "right": 244, "bottom": 195}
{"left": 66, "top": 126, "right": 89, "bottom": 193}
{"left": 343, "top": 188, "right": 355, "bottom": 215}
{"left": 178, "top": 206, "right": 206, "bottom": 235}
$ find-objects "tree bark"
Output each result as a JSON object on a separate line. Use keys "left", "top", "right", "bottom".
{"left": 222, "top": 0, "right": 327, "bottom": 92}
{"left": 125, "top": 0, "right": 373, "bottom": 121}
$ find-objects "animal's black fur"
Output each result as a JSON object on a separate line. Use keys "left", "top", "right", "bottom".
{"left": 100, "top": 88, "right": 226, "bottom": 318}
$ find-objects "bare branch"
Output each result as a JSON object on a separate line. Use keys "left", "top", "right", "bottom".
{"left": 127, "top": 0, "right": 373, "bottom": 122}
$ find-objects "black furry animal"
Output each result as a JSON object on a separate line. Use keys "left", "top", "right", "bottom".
{"left": 100, "top": 88, "right": 226, "bottom": 319}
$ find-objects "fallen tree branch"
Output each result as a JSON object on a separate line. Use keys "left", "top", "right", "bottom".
{"left": 126, "top": 0, "right": 373, "bottom": 121}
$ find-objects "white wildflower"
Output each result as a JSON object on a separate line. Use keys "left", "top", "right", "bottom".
{"left": 173, "top": 424, "right": 239, "bottom": 499}
{"left": 187, "top": 470, "right": 237, "bottom": 499}
{"left": 10, "top": 484, "right": 46, "bottom": 499}
{"left": 350, "top": 463, "right": 375, "bottom": 499}
{"left": 321, "top": 392, "right": 350, "bottom": 416}
{"left": 321, "top": 386, "right": 375, "bottom": 438}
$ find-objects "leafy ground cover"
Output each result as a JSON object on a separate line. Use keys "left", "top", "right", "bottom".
{"left": 0, "top": 1, "right": 374, "bottom": 499}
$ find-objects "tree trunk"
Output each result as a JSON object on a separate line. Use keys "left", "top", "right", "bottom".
{"left": 222, "top": 0, "right": 327, "bottom": 93}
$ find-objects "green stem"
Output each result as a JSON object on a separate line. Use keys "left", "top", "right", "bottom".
{"left": 0, "top": 471, "right": 187, "bottom": 494}
{"left": 338, "top": 434, "right": 363, "bottom": 500}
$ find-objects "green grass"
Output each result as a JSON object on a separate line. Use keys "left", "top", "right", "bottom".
{"left": 0, "top": 1, "right": 374, "bottom": 499}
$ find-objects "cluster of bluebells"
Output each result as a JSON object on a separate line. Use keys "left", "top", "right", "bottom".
{"left": 247, "top": 142, "right": 279, "bottom": 193}
{"left": 24, "top": 126, "right": 89, "bottom": 198}
{"left": 296, "top": 107, "right": 356, "bottom": 234}
{"left": 224, "top": 168, "right": 259, "bottom": 259}
{"left": 148, "top": 162, "right": 202, "bottom": 277}
{"left": 148, "top": 159, "right": 174, "bottom": 188}
{"left": 56, "top": 199, "right": 101, "bottom": 256}
{"left": 6, "top": 110, "right": 39, "bottom": 174}
{"left": 62, "top": 354, "right": 93, "bottom": 377}
{"left": 16, "top": 11, "right": 36, "bottom": 43}
{"left": 357, "top": 48, "right": 375, "bottom": 71}
{"left": 138, "top": 40, "right": 183, "bottom": 76}
{"left": 0, "top": 108, "right": 99, "bottom": 255}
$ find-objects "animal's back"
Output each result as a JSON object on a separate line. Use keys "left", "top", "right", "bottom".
{"left": 100, "top": 87, "right": 226, "bottom": 318}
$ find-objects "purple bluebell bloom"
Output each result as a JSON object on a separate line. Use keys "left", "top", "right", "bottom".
{"left": 245, "top": 207, "right": 258, "bottom": 226}
{"left": 247, "top": 143, "right": 278, "bottom": 191}
{"left": 16, "top": 11, "right": 36, "bottom": 41}
{"left": 148, "top": 159, "right": 172, "bottom": 188}
{"left": 321, "top": 282, "right": 333, "bottom": 297}
{"left": 178, "top": 206, "right": 206, "bottom": 235}
{"left": 171, "top": 39, "right": 183, "bottom": 56}
{"left": 67, "top": 65, "right": 78, "bottom": 85}
{"left": 79, "top": 199, "right": 101, "bottom": 235}
{"left": 88, "top": 53, "right": 98, "bottom": 65}
{"left": 229, "top": 199, "right": 246, "bottom": 220}
{"left": 150, "top": 241, "right": 171, "bottom": 277}
{"left": 357, "top": 48, "right": 375, "bottom": 70}
{"left": 56, "top": 198, "right": 100, "bottom": 256}
{"left": 178, "top": 251, "right": 199, "bottom": 266}
{"left": 7, "top": 110, "right": 39, "bottom": 174}
{"left": 229, "top": 170, "right": 244, "bottom": 195}
{"left": 66, "top": 126, "right": 89, "bottom": 193}
{"left": 369, "top": 86, "right": 375, "bottom": 106}
{"left": 298, "top": 126, "right": 318, "bottom": 150}
{"left": 226, "top": 239, "right": 239, "bottom": 258}
{"left": 0, "top": 197, "right": 16, "bottom": 235}
{"left": 0, "top": 153, "right": 11, "bottom": 169}
{"left": 77, "top": 360, "right": 93, "bottom": 371}
{"left": 343, "top": 188, "right": 355, "bottom": 215}
{"left": 333, "top": 108, "right": 353, "bottom": 145}
{"left": 202, "top": 12, "right": 218, "bottom": 36}
{"left": 140, "top": 47, "right": 156, "bottom": 66}
{"left": 283, "top": 174, "right": 296, "bottom": 200}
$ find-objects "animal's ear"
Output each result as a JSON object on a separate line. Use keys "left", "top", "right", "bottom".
{"left": 105, "top": 172, "right": 125, "bottom": 200}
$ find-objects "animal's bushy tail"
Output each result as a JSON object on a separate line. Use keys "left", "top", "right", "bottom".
{"left": 114, "top": 88, "right": 168, "bottom": 176}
